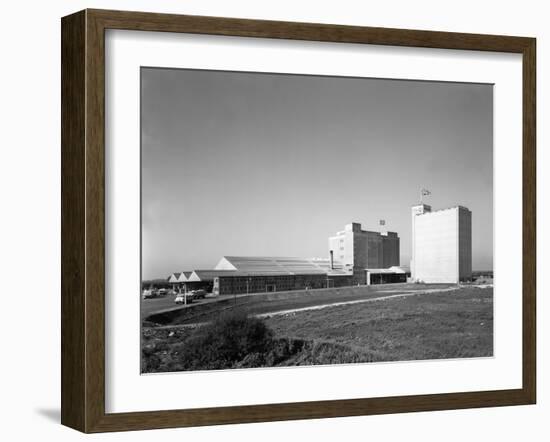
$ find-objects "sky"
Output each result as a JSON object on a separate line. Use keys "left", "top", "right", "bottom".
{"left": 141, "top": 68, "right": 493, "bottom": 280}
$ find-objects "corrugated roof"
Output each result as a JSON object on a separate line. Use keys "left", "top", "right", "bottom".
{"left": 188, "top": 270, "right": 239, "bottom": 282}
{"left": 310, "top": 258, "right": 344, "bottom": 270}
{"left": 215, "top": 256, "right": 330, "bottom": 276}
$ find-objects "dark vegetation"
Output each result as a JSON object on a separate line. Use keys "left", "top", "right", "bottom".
{"left": 142, "top": 311, "right": 376, "bottom": 373}
{"left": 143, "top": 311, "right": 285, "bottom": 372}
{"left": 141, "top": 279, "right": 171, "bottom": 290}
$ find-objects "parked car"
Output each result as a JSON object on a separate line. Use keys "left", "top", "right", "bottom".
{"left": 142, "top": 289, "right": 157, "bottom": 299}
{"left": 157, "top": 288, "right": 168, "bottom": 296}
{"left": 191, "top": 289, "right": 207, "bottom": 299}
{"left": 174, "top": 293, "right": 191, "bottom": 304}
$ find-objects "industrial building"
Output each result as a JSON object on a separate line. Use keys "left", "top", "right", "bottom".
{"left": 163, "top": 200, "right": 473, "bottom": 294}
{"left": 329, "top": 222, "right": 400, "bottom": 270}
{"left": 165, "top": 219, "right": 410, "bottom": 296}
{"left": 328, "top": 222, "right": 400, "bottom": 283}
{"left": 411, "top": 204, "right": 472, "bottom": 283}
{"left": 212, "top": 256, "right": 353, "bottom": 295}
{"left": 168, "top": 257, "right": 354, "bottom": 295}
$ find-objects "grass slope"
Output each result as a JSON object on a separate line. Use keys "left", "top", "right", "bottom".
{"left": 266, "top": 286, "right": 493, "bottom": 362}
{"left": 142, "top": 286, "right": 493, "bottom": 372}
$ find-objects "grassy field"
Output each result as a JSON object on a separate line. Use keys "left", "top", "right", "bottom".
{"left": 265, "top": 286, "right": 493, "bottom": 362}
{"left": 141, "top": 285, "right": 493, "bottom": 372}
{"left": 144, "top": 283, "right": 454, "bottom": 325}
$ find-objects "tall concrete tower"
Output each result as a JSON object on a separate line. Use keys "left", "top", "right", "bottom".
{"left": 411, "top": 205, "right": 472, "bottom": 283}
{"left": 410, "top": 204, "right": 431, "bottom": 280}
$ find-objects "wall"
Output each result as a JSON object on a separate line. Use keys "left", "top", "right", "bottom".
{"left": 364, "top": 231, "right": 382, "bottom": 267}
{"left": 330, "top": 223, "right": 400, "bottom": 270}
{"left": 328, "top": 232, "right": 348, "bottom": 266}
{"left": 410, "top": 203, "right": 432, "bottom": 278}
{"left": 0, "top": 1, "right": 548, "bottom": 441}
{"left": 413, "top": 207, "right": 472, "bottom": 283}
{"left": 216, "top": 273, "right": 330, "bottom": 294}
{"left": 458, "top": 207, "right": 473, "bottom": 280}
{"left": 414, "top": 208, "right": 460, "bottom": 283}
{"left": 381, "top": 232, "right": 400, "bottom": 267}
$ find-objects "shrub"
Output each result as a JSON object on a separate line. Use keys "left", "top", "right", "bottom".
{"left": 233, "top": 352, "right": 266, "bottom": 368}
{"left": 141, "top": 349, "right": 161, "bottom": 373}
{"left": 171, "top": 310, "right": 275, "bottom": 370}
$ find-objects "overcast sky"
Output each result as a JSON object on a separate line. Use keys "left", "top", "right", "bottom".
{"left": 141, "top": 68, "right": 493, "bottom": 280}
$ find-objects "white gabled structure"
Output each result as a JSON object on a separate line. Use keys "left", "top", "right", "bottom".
{"left": 188, "top": 270, "right": 238, "bottom": 282}
{"left": 167, "top": 272, "right": 181, "bottom": 283}
{"left": 177, "top": 271, "right": 193, "bottom": 283}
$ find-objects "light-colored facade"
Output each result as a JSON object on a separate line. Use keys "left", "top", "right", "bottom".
{"left": 328, "top": 223, "right": 400, "bottom": 274}
{"left": 411, "top": 204, "right": 472, "bottom": 283}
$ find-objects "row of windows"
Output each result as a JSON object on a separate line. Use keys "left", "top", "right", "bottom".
{"left": 216, "top": 275, "right": 338, "bottom": 295}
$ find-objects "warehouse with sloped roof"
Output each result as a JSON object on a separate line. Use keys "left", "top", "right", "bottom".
{"left": 208, "top": 256, "right": 352, "bottom": 295}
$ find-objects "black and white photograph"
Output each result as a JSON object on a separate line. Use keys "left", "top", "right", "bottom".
{"left": 1, "top": 0, "right": 545, "bottom": 437}
{"left": 140, "top": 67, "right": 494, "bottom": 374}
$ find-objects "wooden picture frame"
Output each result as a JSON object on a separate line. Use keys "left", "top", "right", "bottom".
{"left": 61, "top": 8, "right": 536, "bottom": 433}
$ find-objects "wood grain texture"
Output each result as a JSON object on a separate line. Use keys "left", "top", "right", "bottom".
{"left": 60, "top": 8, "right": 537, "bottom": 433}
{"left": 61, "top": 10, "right": 86, "bottom": 431}
{"left": 84, "top": 9, "right": 107, "bottom": 432}
{"left": 522, "top": 38, "right": 536, "bottom": 403}
{"left": 90, "top": 8, "right": 533, "bottom": 52}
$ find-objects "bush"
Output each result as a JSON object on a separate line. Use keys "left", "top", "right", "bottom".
{"left": 170, "top": 310, "right": 275, "bottom": 370}
{"left": 141, "top": 347, "right": 161, "bottom": 373}
{"left": 264, "top": 337, "right": 305, "bottom": 366}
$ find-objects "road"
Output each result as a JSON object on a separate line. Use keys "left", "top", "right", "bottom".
{"left": 140, "top": 294, "right": 220, "bottom": 318}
